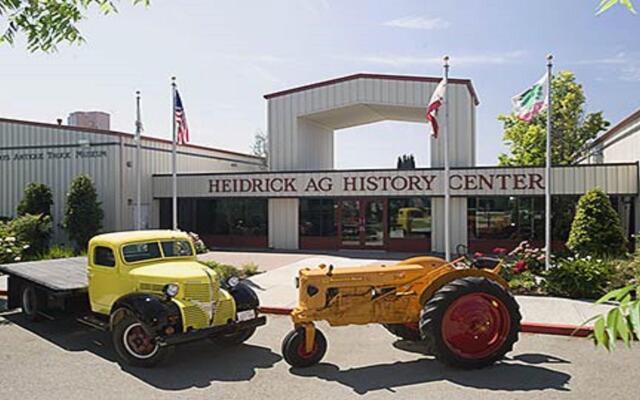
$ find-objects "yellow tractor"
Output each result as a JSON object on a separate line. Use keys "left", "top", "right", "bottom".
{"left": 281, "top": 256, "right": 520, "bottom": 369}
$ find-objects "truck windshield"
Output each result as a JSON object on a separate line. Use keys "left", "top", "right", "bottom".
{"left": 122, "top": 240, "right": 193, "bottom": 263}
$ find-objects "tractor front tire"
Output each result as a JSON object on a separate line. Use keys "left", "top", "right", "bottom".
{"left": 112, "top": 312, "right": 171, "bottom": 368}
{"left": 419, "top": 276, "right": 521, "bottom": 369}
{"left": 281, "top": 327, "right": 327, "bottom": 368}
{"left": 382, "top": 323, "right": 421, "bottom": 341}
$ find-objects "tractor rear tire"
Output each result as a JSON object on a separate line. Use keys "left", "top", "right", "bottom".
{"left": 281, "top": 327, "right": 327, "bottom": 368}
{"left": 419, "top": 276, "right": 520, "bottom": 369}
{"left": 382, "top": 323, "right": 421, "bottom": 341}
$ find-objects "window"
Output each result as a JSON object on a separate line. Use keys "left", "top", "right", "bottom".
{"left": 468, "top": 197, "right": 545, "bottom": 241}
{"left": 159, "top": 198, "right": 268, "bottom": 236}
{"left": 388, "top": 197, "right": 431, "bottom": 239}
{"left": 300, "top": 199, "right": 337, "bottom": 237}
{"left": 161, "top": 240, "right": 193, "bottom": 257}
{"left": 122, "top": 242, "right": 162, "bottom": 263}
{"left": 94, "top": 246, "right": 115, "bottom": 267}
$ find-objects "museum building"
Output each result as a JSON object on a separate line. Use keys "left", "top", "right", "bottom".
{"left": 152, "top": 74, "right": 639, "bottom": 254}
{"left": 1, "top": 73, "right": 638, "bottom": 253}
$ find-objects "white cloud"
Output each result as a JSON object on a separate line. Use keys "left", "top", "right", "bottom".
{"left": 383, "top": 16, "right": 450, "bottom": 30}
{"left": 345, "top": 50, "right": 527, "bottom": 67}
{"left": 577, "top": 52, "right": 640, "bottom": 82}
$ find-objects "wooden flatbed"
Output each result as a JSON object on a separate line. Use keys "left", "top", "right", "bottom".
{"left": 0, "top": 257, "right": 88, "bottom": 295}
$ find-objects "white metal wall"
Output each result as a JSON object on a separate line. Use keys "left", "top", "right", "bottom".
{"left": 267, "top": 75, "right": 476, "bottom": 171}
{"left": 268, "top": 198, "right": 299, "bottom": 249}
{"left": 0, "top": 119, "right": 264, "bottom": 245}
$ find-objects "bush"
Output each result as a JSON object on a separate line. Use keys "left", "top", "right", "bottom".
{"left": 17, "top": 182, "right": 53, "bottom": 217}
{"left": 9, "top": 213, "right": 52, "bottom": 256}
{"left": 507, "top": 241, "right": 546, "bottom": 273}
{"left": 39, "top": 245, "right": 76, "bottom": 260}
{"left": 0, "top": 222, "right": 29, "bottom": 264}
{"left": 63, "top": 175, "right": 103, "bottom": 251}
{"left": 187, "top": 232, "right": 208, "bottom": 254}
{"left": 202, "top": 261, "right": 261, "bottom": 281}
{"left": 543, "top": 256, "right": 614, "bottom": 299}
{"left": 567, "top": 189, "right": 628, "bottom": 258}
{"left": 607, "top": 249, "right": 640, "bottom": 291}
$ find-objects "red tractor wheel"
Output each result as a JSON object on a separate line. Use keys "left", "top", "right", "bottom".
{"left": 419, "top": 276, "right": 521, "bottom": 369}
{"left": 281, "top": 327, "right": 327, "bottom": 368}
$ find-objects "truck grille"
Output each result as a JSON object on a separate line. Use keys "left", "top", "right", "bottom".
{"left": 183, "top": 305, "right": 209, "bottom": 328}
{"left": 183, "top": 283, "right": 212, "bottom": 302}
{"left": 139, "top": 282, "right": 164, "bottom": 293}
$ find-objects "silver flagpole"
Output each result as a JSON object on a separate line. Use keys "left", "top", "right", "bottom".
{"left": 171, "top": 77, "right": 178, "bottom": 231}
{"left": 545, "top": 54, "right": 553, "bottom": 270}
{"left": 135, "top": 90, "right": 142, "bottom": 230}
{"left": 443, "top": 55, "right": 451, "bottom": 261}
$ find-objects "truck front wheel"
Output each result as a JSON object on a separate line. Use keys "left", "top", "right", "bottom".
{"left": 112, "top": 312, "right": 170, "bottom": 367}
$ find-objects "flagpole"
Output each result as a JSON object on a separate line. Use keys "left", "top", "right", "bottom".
{"left": 545, "top": 54, "right": 553, "bottom": 270}
{"left": 171, "top": 77, "right": 178, "bottom": 231}
{"left": 135, "top": 90, "right": 142, "bottom": 230}
{"left": 443, "top": 55, "right": 451, "bottom": 262}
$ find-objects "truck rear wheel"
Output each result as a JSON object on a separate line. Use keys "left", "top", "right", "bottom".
{"left": 21, "top": 285, "right": 42, "bottom": 322}
{"left": 419, "top": 276, "right": 520, "bottom": 369}
{"left": 112, "top": 312, "right": 170, "bottom": 368}
{"left": 281, "top": 327, "right": 327, "bottom": 368}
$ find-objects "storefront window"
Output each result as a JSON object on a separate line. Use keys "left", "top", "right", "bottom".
{"left": 388, "top": 197, "right": 431, "bottom": 239}
{"left": 299, "top": 198, "right": 337, "bottom": 237}
{"left": 160, "top": 198, "right": 267, "bottom": 236}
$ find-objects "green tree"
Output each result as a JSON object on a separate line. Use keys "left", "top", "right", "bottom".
{"left": 567, "top": 189, "right": 628, "bottom": 258}
{"left": 0, "top": 0, "right": 149, "bottom": 52}
{"left": 498, "top": 71, "right": 609, "bottom": 167}
{"left": 17, "top": 182, "right": 53, "bottom": 216}
{"left": 10, "top": 213, "right": 53, "bottom": 256}
{"left": 597, "top": 0, "right": 637, "bottom": 14}
{"left": 63, "top": 175, "right": 103, "bottom": 251}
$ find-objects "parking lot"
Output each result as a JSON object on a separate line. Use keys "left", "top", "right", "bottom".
{"left": 1, "top": 309, "right": 638, "bottom": 400}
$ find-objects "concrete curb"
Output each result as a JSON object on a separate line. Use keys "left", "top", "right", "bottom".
{"left": 257, "top": 306, "right": 595, "bottom": 338}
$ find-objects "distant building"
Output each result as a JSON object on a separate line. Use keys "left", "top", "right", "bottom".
{"left": 0, "top": 117, "right": 265, "bottom": 244}
{"left": 67, "top": 111, "right": 111, "bottom": 130}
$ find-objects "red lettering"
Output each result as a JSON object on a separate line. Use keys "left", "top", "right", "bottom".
{"left": 529, "top": 173, "right": 544, "bottom": 189}
{"left": 495, "top": 174, "right": 509, "bottom": 190}
{"left": 408, "top": 176, "right": 421, "bottom": 191}
{"left": 318, "top": 177, "right": 332, "bottom": 192}
{"left": 420, "top": 175, "right": 436, "bottom": 191}
{"left": 464, "top": 175, "right": 478, "bottom": 190}
{"left": 284, "top": 178, "right": 296, "bottom": 192}
{"left": 449, "top": 174, "right": 463, "bottom": 190}
{"left": 478, "top": 175, "right": 493, "bottom": 190}
{"left": 252, "top": 178, "right": 264, "bottom": 192}
{"left": 343, "top": 177, "right": 356, "bottom": 191}
{"left": 513, "top": 174, "right": 527, "bottom": 190}
{"left": 366, "top": 176, "right": 379, "bottom": 191}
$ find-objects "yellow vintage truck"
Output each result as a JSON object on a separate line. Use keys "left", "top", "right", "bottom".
{"left": 0, "top": 230, "right": 266, "bottom": 367}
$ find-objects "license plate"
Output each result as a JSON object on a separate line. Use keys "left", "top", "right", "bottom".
{"left": 237, "top": 309, "right": 256, "bottom": 322}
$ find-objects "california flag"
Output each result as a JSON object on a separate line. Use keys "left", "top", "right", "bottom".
{"left": 426, "top": 78, "right": 446, "bottom": 138}
{"left": 512, "top": 74, "right": 548, "bottom": 122}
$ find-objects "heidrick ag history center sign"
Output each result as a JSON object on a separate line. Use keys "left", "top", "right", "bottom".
{"left": 152, "top": 164, "right": 638, "bottom": 198}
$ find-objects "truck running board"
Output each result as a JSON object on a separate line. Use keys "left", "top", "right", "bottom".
{"left": 77, "top": 315, "right": 109, "bottom": 332}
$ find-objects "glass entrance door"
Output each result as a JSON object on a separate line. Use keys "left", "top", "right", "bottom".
{"left": 339, "top": 199, "right": 385, "bottom": 248}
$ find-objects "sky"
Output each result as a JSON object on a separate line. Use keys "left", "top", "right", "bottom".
{"left": 1, "top": 0, "right": 639, "bottom": 168}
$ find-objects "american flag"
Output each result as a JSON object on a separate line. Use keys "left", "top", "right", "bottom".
{"left": 174, "top": 90, "right": 190, "bottom": 145}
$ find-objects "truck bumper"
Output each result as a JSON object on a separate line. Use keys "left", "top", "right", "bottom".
{"left": 158, "top": 316, "right": 267, "bottom": 347}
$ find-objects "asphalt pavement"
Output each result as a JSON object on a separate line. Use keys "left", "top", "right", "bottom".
{"left": 1, "top": 310, "right": 638, "bottom": 399}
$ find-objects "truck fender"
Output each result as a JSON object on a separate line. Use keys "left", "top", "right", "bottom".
{"left": 418, "top": 269, "right": 509, "bottom": 306}
{"left": 228, "top": 282, "right": 260, "bottom": 311}
{"left": 109, "top": 293, "right": 179, "bottom": 333}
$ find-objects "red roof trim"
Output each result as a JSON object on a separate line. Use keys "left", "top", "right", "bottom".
{"left": 0, "top": 117, "right": 264, "bottom": 161}
{"left": 263, "top": 73, "right": 480, "bottom": 105}
{"left": 591, "top": 107, "right": 640, "bottom": 147}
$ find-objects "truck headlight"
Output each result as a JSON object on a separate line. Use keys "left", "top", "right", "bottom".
{"left": 163, "top": 283, "right": 179, "bottom": 298}
{"left": 227, "top": 276, "right": 240, "bottom": 287}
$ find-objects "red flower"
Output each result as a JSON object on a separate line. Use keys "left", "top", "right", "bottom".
{"left": 513, "top": 260, "right": 528, "bottom": 274}
{"left": 473, "top": 252, "right": 485, "bottom": 258}
{"left": 492, "top": 247, "right": 507, "bottom": 255}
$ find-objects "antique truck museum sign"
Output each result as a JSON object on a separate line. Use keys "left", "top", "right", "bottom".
{"left": 153, "top": 164, "right": 638, "bottom": 198}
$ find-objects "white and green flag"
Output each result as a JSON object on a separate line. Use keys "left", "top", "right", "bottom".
{"left": 512, "top": 74, "right": 548, "bottom": 122}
